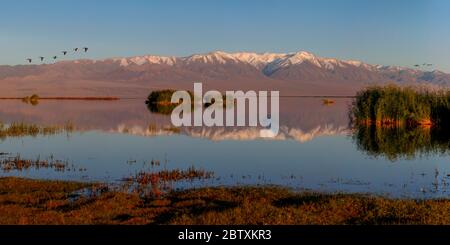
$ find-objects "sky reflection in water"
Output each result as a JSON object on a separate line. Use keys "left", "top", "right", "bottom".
{"left": 0, "top": 98, "right": 448, "bottom": 198}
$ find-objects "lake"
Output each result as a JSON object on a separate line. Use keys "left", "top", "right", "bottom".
{"left": 0, "top": 98, "right": 449, "bottom": 198}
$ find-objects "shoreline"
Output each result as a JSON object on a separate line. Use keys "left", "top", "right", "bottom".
{"left": 0, "top": 177, "right": 448, "bottom": 225}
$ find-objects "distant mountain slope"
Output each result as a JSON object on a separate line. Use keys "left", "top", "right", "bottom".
{"left": 0, "top": 51, "right": 449, "bottom": 97}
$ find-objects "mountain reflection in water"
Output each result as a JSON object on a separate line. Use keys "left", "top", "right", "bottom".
{"left": 0, "top": 98, "right": 449, "bottom": 198}
{"left": 0, "top": 98, "right": 351, "bottom": 142}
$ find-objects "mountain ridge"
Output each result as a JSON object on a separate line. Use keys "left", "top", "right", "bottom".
{"left": 0, "top": 50, "right": 449, "bottom": 97}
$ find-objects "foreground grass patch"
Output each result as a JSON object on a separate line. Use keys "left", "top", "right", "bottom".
{"left": 0, "top": 177, "right": 449, "bottom": 225}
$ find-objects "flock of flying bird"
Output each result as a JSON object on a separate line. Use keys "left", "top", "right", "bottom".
{"left": 26, "top": 47, "right": 88, "bottom": 63}
{"left": 414, "top": 63, "right": 433, "bottom": 68}
{"left": 25, "top": 49, "right": 433, "bottom": 71}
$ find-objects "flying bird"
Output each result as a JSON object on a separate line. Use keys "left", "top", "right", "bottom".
{"left": 39, "top": 57, "right": 45, "bottom": 62}
{"left": 62, "top": 51, "right": 67, "bottom": 55}
{"left": 26, "top": 58, "right": 32, "bottom": 63}
{"left": 82, "top": 47, "right": 88, "bottom": 52}
{"left": 53, "top": 56, "right": 58, "bottom": 60}
{"left": 74, "top": 48, "right": 79, "bottom": 52}
{"left": 414, "top": 64, "right": 420, "bottom": 67}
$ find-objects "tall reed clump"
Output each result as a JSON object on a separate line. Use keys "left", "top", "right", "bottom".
{"left": 351, "top": 85, "right": 450, "bottom": 126}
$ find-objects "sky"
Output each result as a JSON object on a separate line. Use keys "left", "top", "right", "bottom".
{"left": 1, "top": 0, "right": 450, "bottom": 72}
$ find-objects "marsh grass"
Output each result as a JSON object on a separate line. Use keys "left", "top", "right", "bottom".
{"left": 351, "top": 85, "right": 450, "bottom": 126}
{"left": 0, "top": 154, "right": 86, "bottom": 173}
{"left": 351, "top": 85, "right": 450, "bottom": 160}
{"left": 0, "top": 177, "right": 449, "bottom": 225}
{"left": 124, "top": 166, "right": 214, "bottom": 198}
{"left": 0, "top": 121, "right": 74, "bottom": 139}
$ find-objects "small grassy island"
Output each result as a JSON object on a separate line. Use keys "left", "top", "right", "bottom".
{"left": 322, "top": 99, "right": 335, "bottom": 105}
{"left": 351, "top": 85, "right": 449, "bottom": 127}
{"left": 145, "top": 89, "right": 229, "bottom": 114}
{"left": 351, "top": 85, "right": 450, "bottom": 160}
{"left": 21, "top": 94, "right": 40, "bottom": 105}
{"left": 145, "top": 90, "right": 186, "bottom": 105}
{"left": 145, "top": 90, "right": 188, "bottom": 114}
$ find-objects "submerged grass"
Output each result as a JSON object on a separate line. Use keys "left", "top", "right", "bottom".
{"left": 0, "top": 121, "right": 74, "bottom": 139}
{"left": 133, "top": 167, "right": 214, "bottom": 184}
{"left": 0, "top": 177, "right": 449, "bottom": 225}
{"left": 0, "top": 154, "right": 86, "bottom": 173}
{"left": 122, "top": 166, "right": 214, "bottom": 198}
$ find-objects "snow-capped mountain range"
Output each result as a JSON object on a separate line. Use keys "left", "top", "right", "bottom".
{"left": 1, "top": 51, "right": 449, "bottom": 97}
{"left": 110, "top": 51, "right": 401, "bottom": 72}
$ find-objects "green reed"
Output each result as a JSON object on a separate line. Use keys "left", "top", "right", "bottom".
{"left": 351, "top": 85, "right": 450, "bottom": 126}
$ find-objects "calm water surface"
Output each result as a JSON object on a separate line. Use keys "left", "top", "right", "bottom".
{"left": 0, "top": 98, "right": 449, "bottom": 198}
